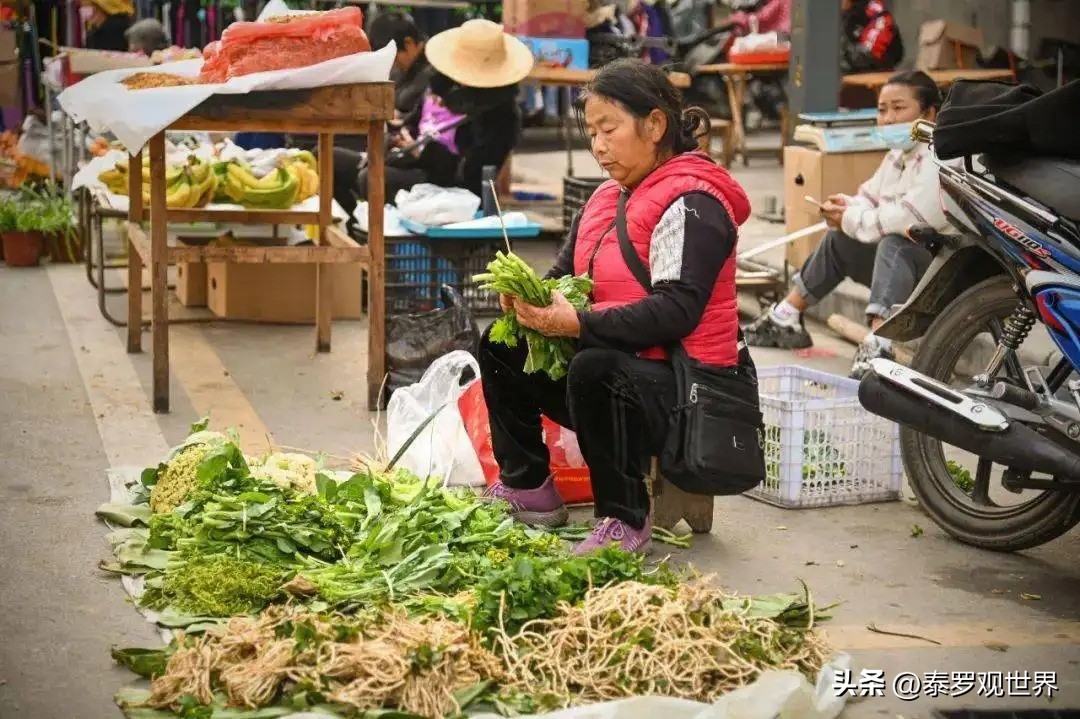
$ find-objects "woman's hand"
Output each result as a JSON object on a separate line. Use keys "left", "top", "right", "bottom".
{"left": 821, "top": 194, "right": 848, "bottom": 229}
{"left": 499, "top": 293, "right": 513, "bottom": 313}
{"left": 390, "top": 127, "right": 414, "bottom": 149}
{"left": 514, "top": 292, "right": 581, "bottom": 338}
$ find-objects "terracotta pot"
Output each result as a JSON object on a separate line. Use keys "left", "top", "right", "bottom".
{"left": 2, "top": 231, "right": 45, "bottom": 267}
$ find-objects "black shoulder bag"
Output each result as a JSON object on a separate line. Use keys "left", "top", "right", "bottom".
{"left": 615, "top": 192, "right": 766, "bottom": 496}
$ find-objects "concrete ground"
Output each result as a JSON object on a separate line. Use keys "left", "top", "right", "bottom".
{"left": 1, "top": 140, "right": 1079, "bottom": 719}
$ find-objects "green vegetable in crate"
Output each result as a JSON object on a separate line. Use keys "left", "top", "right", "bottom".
{"left": 474, "top": 251, "right": 593, "bottom": 381}
{"left": 763, "top": 426, "right": 847, "bottom": 483}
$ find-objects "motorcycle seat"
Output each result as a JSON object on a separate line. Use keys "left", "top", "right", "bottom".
{"left": 984, "top": 154, "right": 1080, "bottom": 222}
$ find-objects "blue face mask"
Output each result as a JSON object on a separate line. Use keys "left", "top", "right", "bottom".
{"left": 872, "top": 122, "right": 917, "bottom": 151}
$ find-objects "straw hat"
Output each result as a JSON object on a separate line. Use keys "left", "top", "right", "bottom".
{"left": 425, "top": 19, "right": 535, "bottom": 89}
{"left": 585, "top": 3, "right": 617, "bottom": 28}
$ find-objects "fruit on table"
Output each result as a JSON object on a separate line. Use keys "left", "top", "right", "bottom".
{"left": 223, "top": 163, "right": 299, "bottom": 209}
{"left": 100, "top": 153, "right": 313, "bottom": 209}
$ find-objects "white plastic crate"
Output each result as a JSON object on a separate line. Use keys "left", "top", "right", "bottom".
{"left": 748, "top": 365, "right": 902, "bottom": 508}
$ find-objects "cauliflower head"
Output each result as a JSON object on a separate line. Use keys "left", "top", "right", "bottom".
{"left": 249, "top": 452, "right": 319, "bottom": 494}
{"left": 149, "top": 443, "right": 213, "bottom": 514}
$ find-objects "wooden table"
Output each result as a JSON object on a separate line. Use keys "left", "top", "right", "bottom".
{"left": 526, "top": 66, "right": 691, "bottom": 176}
{"left": 124, "top": 83, "right": 393, "bottom": 412}
{"left": 695, "top": 62, "right": 790, "bottom": 166}
{"left": 840, "top": 67, "right": 1016, "bottom": 92}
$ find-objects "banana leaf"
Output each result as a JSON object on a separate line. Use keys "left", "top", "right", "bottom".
{"left": 97, "top": 502, "right": 154, "bottom": 528}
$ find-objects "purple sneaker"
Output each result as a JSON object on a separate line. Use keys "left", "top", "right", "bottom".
{"left": 482, "top": 476, "right": 569, "bottom": 528}
{"left": 572, "top": 517, "right": 652, "bottom": 555}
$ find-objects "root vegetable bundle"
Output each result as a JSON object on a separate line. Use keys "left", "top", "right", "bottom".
{"left": 473, "top": 251, "right": 593, "bottom": 381}
{"left": 102, "top": 422, "right": 834, "bottom": 719}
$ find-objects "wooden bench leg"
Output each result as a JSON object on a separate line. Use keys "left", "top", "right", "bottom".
{"left": 647, "top": 458, "right": 715, "bottom": 534}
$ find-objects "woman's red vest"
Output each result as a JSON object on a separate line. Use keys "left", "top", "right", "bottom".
{"left": 572, "top": 152, "right": 751, "bottom": 365}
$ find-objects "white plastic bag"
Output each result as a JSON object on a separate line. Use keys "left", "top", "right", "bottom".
{"left": 385, "top": 350, "right": 486, "bottom": 487}
{"left": 394, "top": 183, "right": 481, "bottom": 226}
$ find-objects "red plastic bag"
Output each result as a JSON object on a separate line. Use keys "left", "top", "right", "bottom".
{"left": 458, "top": 379, "right": 593, "bottom": 505}
{"left": 205, "top": 7, "right": 371, "bottom": 81}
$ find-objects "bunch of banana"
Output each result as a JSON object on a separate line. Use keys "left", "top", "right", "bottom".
{"left": 221, "top": 162, "right": 299, "bottom": 210}
{"left": 283, "top": 158, "right": 320, "bottom": 203}
{"left": 185, "top": 158, "right": 219, "bottom": 209}
{"left": 99, "top": 163, "right": 186, "bottom": 198}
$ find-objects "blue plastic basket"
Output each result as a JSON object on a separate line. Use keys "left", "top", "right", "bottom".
{"left": 385, "top": 238, "right": 503, "bottom": 316}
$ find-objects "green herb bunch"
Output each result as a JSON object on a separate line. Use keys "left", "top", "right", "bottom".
{"left": 474, "top": 251, "right": 593, "bottom": 381}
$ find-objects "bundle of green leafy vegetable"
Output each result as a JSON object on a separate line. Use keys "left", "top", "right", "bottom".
{"left": 99, "top": 423, "right": 671, "bottom": 627}
{"left": 473, "top": 251, "right": 593, "bottom": 381}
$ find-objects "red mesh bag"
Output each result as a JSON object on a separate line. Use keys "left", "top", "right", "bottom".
{"left": 198, "top": 41, "right": 228, "bottom": 83}
{"left": 217, "top": 6, "right": 371, "bottom": 79}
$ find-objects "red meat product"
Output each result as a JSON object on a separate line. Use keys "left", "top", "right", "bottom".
{"left": 219, "top": 7, "right": 371, "bottom": 79}
{"left": 198, "top": 41, "right": 228, "bottom": 83}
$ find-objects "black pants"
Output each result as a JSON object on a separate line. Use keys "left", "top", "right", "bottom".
{"left": 332, "top": 147, "right": 426, "bottom": 222}
{"left": 478, "top": 328, "right": 675, "bottom": 529}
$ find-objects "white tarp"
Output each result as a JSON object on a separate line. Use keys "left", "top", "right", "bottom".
{"left": 57, "top": 0, "right": 394, "bottom": 154}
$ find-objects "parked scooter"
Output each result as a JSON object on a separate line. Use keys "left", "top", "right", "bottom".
{"left": 857, "top": 84, "right": 1080, "bottom": 551}
{"left": 671, "top": 0, "right": 786, "bottom": 122}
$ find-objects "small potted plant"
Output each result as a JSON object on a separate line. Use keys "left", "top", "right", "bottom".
{"left": 37, "top": 184, "right": 82, "bottom": 264}
{"left": 0, "top": 191, "right": 45, "bottom": 267}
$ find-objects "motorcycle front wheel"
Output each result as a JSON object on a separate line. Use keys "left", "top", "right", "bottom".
{"left": 901, "top": 275, "right": 1080, "bottom": 551}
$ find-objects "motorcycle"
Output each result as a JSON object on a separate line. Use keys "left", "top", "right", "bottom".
{"left": 857, "top": 117, "right": 1080, "bottom": 551}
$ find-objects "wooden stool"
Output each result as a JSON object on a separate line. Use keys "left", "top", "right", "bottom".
{"left": 710, "top": 119, "right": 734, "bottom": 169}
{"left": 646, "top": 458, "right": 715, "bottom": 534}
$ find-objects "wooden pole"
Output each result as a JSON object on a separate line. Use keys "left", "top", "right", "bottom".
{"left": 367, "top": 121, "right": 386, "bottom": 410}
{"left": 148, "top": 132, "right": 170, "bottom": 413}
{"left": 127, "top": 149, "right": 144, "bottom": 352}
{"left": 315, "top": 132, "right": 335, "bottom": 353}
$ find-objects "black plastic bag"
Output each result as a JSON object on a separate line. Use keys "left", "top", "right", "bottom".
{"left": 383, "top": 285, "right": 480, "bottom": 406}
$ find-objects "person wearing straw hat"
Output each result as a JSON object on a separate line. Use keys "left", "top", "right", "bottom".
{"left": 80, "top": 0, "right": 134, "bottom": 52}
{"left": 355, "top": 19, "right": 533, "bottom": 201}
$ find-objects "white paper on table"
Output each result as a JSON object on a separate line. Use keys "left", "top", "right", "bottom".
{"left": 98, "top": 191, "right": 349, "bottom": 222}
{"left": 57, "top": 42, "right": 396, "bottom": 155}
{"left": 353, "top": 201, "right": 415, "bottom": 237}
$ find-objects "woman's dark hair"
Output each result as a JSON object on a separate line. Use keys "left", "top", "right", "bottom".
{"left": 368, "top": 11, "right": 425, "bottom": 52}
{"left": 576, "top": 58, "right": 708, "bottom": 155}
{"left": 883, "top": 70, "right": 942, "bottom": 111}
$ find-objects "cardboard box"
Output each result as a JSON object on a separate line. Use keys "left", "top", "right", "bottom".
{"left": 176, "top": 261, "right": 208, "bottom": 307}
{"left": 207, "top": 262, "right": 364, "bottom": 322}
{"left": 916, "top": 20, "right": 984, "bottom": 71}
{"left": 518, "top": 36, "right": 589, "bottom": 70}
{"left": 783, "top": 145, "right": 887, "bottom": 268}
{"left": 503, "top": 0, "right": 587, "bottom": 39}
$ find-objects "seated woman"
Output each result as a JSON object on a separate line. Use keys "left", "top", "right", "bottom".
{"left": 124, "top": 18, "right": 169, "bottom": 55}
{"left": 356, "top": 19, "right": 529, "bottom": 202}
{"left": 744, "top": 70, "right": 950, "bottom": 378}
{"left": 479, "top": 59, "right": 752, "bottom": 554}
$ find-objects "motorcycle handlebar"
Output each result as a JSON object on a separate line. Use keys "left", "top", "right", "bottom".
{"left": 912, "top": 120, "right": 935, "bottom": 145}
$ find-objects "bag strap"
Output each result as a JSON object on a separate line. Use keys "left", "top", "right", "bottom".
{"left": 615, "top": 190, "right": 653, "bottom": 292}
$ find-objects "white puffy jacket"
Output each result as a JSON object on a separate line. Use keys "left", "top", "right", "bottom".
{"left": 839, "top": 143, "right": 954, "bottom": 243}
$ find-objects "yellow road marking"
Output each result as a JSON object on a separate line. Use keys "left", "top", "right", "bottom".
{"left": 825, "top": 622, "right": 1080, "bottom": 651}
{"left": 170, "top": 324, "right": 274, "bottom": 452}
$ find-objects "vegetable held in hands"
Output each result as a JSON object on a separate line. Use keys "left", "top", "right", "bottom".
{"left": 514, "top": 292, "right": 581, "bottom": 338}
{"left": 474, "top": 251, "right": 593, "bottom": 381}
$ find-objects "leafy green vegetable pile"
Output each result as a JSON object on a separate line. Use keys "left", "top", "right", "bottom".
{"left": 99, "top": 421, "right": 832, "bottom": 719}
{"left": 473, "top": 251, "right": 593, "bottom": 381}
